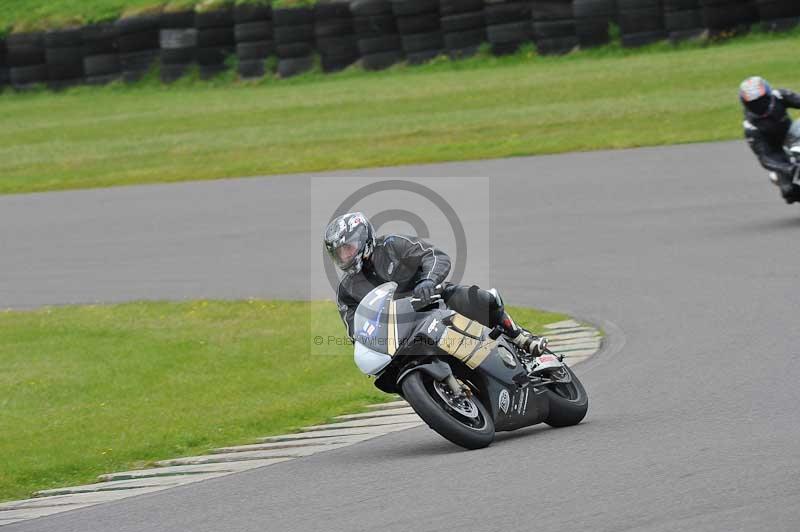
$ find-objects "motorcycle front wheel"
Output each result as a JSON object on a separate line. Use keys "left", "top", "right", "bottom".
{"left": 543, "top": 365, "right": 588, "bottom": 427}
{"left": 401, "top": 369, "right": 495, "bottom": 450}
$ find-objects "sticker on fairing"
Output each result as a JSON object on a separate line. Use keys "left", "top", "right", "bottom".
{"left": 520, "top": 388, "right": 530, "bottom": 415}
{"left": 362, "top": 321, "right": 376, "bottom": 336}
{"left": 499, "top": 389, "right": 510, "bottom": 414}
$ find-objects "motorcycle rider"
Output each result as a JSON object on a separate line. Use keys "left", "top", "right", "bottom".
{"left": 324, "top": 212, "right": 547, "bottom": 356}
{"left": 740, "top": 76, "right": 800, "bottom": 203}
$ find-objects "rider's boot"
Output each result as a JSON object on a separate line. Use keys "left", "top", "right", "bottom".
{"left": 487, "top": 288, "right": 547, "bottom": 356}
{"left": 500, "top": 312, "right": 548, "bottom": 356}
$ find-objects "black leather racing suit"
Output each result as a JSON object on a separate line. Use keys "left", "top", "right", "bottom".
{"left": 743, "top": 88, "right": 800, "bottom": 200}
{"left": 336, "top": 234, "right": 501, "bottom": 340}
{"left": 336, "top": 234, "right": 450, "bottom": 339}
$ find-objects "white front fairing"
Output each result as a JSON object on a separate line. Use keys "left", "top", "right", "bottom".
{"left": 354, "top": 341, "right": 393, "bottom": 375}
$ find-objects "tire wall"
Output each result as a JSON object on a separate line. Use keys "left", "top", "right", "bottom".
{"left": 663, "top": 0, "right": 705, "bottom": 42}
{"left": 316, "top": 1, "right": 359, "bottom": 73}
{"left": 83, "top": 22, "right": 121, "bottom": 85}
{"left": 618, "top": 0, "right": 666, "bottom": 47}
{"left": 160, "top": 10, "right": 197, "bottom": 83}
{"left": 699, "top": 0, "right": 758, "bottom": 34}
{"left": 392, "top": 0, "right": 443, "bottom": 65}
{"left": 196, "top": 5, "right": 235, "bottom": 79}
{"left": 532, "top": 0, "right": 578, "bottom": 55}
{"left": 7, "top": 32, "right": 48, "bottom": 89}
{"left": 45, "top": 28, "right": 85, "bottom": 89}
{"left": 755, "top": 0, "right": 800, "bottom": 31}
{"left": 439, "top": 0, "right": 485, "bottom": 59}
{"left": 235, "top": 3, "right": 274, "bottom": 79}
{"left": 353, "top": 0, "right": 404, "bottom": 71}
{"left": 0, "top": 37, "right": 9, "bottom": 89}
{"left": 2, "top": 0, "right": 798, "bottom": 92}
{"left": 274, "top": 6, "right": 315, "bottom": 78}
{"left": 574, "top": 0, "right": 616, "bottom": 47}
{"left": 116, "top": 12, "right": 160, "bottom": 82}
{"left": 485, "top": 1, "right": 533, "bottom": 56}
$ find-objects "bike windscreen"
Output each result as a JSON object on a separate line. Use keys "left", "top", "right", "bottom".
{"left": 354, "top": 282, "right": 398, "bottom": 355}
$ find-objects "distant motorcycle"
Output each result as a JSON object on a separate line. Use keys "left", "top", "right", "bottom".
{"left": 352, "top": 282, "right": 588, "bottom": 449}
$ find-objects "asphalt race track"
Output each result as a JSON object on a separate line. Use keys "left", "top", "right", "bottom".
{"left": 3, "top": 140, "right": 800, "bottom": 531}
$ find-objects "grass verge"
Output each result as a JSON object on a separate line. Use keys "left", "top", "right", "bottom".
{"left": 0, "top": 1, "right": 275, "bottom": 33}
{"left": 0, "top": 299, "right": 566, "bottom": 502}
{"left": 1, "top": 28, "right": 799, "bottom": 195}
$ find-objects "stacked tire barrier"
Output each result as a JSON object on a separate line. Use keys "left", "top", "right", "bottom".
{"left": 756, "top": 0, "right": 800, "bottom": 30}
{"left": 116, "top": 13, "right": 160, "bottom": 82}
{"left": 234, "top": 3, "right": 274, "bottom": 79}
{"left": 4, "top": 0, "right": 800, "bottom": 93}
{"left": 664, "top": 0, "right": 706, "bottom": 41}
{"left": 45, "top": 28, "right": 84, "bottom": 89}
{"left": 352, "top": 0, "right": 404, "bottom": 70}
{"left": 315, "top": 2, "right": 359, "bottom": 72}
{"left": 160, "top": 9, "right": 196, "bottom": 83}
{"left": 485, "top": 1, "right": 533, "bottom": 56}
{"left": 83, "top": 23, "right": 120, "bottom": 85}
{"left": 532, "top": 0, "right": 578, "bottom": 54}
{"left": 440, "top": 0, "right": 486, "bottom": 59}
{"left": 7, "top": 33, "right": 48, "bottom": 89}
{"left": 574, "top": 0, "right": 616, "bottom": 47}
{"left": 0, "top": 39, "right": 8, "bottom": 89}
{"left": 618, "top": 0, "right": 666, "bottom": 47}
{"left": 700, "top": 0, "right": 758, "bottom": 35}
{"left": 274, "top": 6, "right": 316, "bottom": 77}
{"left": 393, "top": 0, "right": 443, "bottom": 65}
{"left": 196, "top": 5, "right": 235, "bottom": 79}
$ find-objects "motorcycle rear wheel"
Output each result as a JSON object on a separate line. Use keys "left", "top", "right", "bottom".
{"left": 543, "top": 366, "right": 589, "bottom": 427}
{"left": 401, "top": 370, "right": 495, "bottom": 449}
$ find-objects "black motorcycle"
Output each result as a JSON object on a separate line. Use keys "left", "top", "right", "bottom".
{"left": 785, "top": 121, "right": 800, "bottom": 172}
{"left": 353, "top": 282, "right": 588, "bottom": 450}
{"left": 770, "top": 121, "right": 800, "bottom": 191}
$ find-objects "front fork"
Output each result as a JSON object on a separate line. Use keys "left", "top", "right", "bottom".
{"left": 445, "top": 374, "right": 470, "bottom": 398}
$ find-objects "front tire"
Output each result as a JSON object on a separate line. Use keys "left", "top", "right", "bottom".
{"left": 401, "top": 369, "right": 495, "bottom": 450}
{"left": 543, "top": 366, "right": 588, "bottom": 427}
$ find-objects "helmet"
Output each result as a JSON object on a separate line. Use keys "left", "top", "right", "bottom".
{"left": 740, "top": 76, "right": 774, "bottom": 116}
{"left": 324, "top": 212, "right": 375, "bottom": 275}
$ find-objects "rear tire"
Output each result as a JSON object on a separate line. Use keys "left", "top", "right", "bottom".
{"left": 401, "top": 369, "right": 495, "bottom": 449}
{"left": 543, "top": 366, "right": 589, "bottom": 427}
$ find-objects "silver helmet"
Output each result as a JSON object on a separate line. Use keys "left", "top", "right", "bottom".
{"left": 740, "top": 76, "right": 775, "bottom": 117}
{"left": 324, "top": 212, "right": 375, "bottom": 275}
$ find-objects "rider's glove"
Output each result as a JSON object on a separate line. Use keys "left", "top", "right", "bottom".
{"left": 413, "top": 280, "right": 437, "bottom": 306}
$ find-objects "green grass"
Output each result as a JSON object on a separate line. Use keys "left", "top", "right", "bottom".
{"left": 0, "top": 0, "right": 276, "bottom": 32}
{"left": 1, "top": 29, "right": 799, "bottom": 194}
{"left": 0, "top": 299, "right": 565, "bottom": 502}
